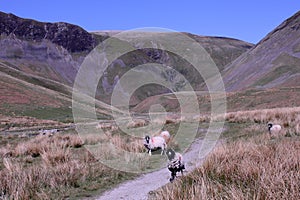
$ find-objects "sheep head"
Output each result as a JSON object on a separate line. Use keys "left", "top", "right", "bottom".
{"left": 166, "top": 149, "right": 175, "bottom": 160}
{"left": 144, "top": 135, "right": 150, "bottom": 144}
{"left": 267, "top": 123, "right": 273, "bottom": 130}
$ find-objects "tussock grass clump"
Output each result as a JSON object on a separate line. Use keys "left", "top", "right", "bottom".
{"left": 152, "top": 136, "right": 300, "bottom": 200}
{"left": 0, "top": 132, "right": 136, "bottom": 199}
{"left": 219, "top": 107, "right": 300, "bottom": 136}
{"left": 13, "top": 134, "right": 84, "bottom": 158}
{"left": 110, "top": 134, "right": 145, "bottom": 153}
{"left": 224, "top": 107, "right": 300, "bottom": 123}
{"left": 0, "top": 157, "right": 96, "bottom": 199}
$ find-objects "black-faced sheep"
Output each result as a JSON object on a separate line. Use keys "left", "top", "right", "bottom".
{"left": 166, "top": 149, "right": 185, "bottom": 182}
{"left": 268, "top": 123, "right": 282, "bottom": 137}
{"left": 144, "top": 135, "right": 166, "bottom": 155}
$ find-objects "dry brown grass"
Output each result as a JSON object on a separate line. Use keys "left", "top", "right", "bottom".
{"left": 126, "top": 118, "right": 148, "bottom": 128}
{"left": 165, "top": 117, "right": 180, "bottom": 124}
{"left": 13, "top": 134, "right": 84, "bottom": 158}
{"left": 197, "top": 106, "right": 300, "bottom": 128}
{"left": 83, "top": 127, "right": 146, "bottom": 154}
{"left": 0, "top": 156, "right": 99, "bottom": 200}
{"left": 211, "top": 107, "right": 300, "bottom": 137}
{"left": 96, "top": 122, "right": 119, "bottom": 132}
{"left": 0, "top": 132, "right": 136, "bottom": 199}
{"left": 224, "top": 107, "right": 300, "bottom": 124}
{"left": 152, "top": 136, "right": 300, "bottom": 200}
{"left": 0, "top": 115, "right": 63, "bottom": 131}
{"left": 110, "top": 134, "right": 145, "bottom": 153}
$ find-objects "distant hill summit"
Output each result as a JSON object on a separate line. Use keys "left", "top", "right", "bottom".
{"left": 0, "top": 11, "right": 97, "bottom": 52}
{"left": 0, "top": 11, "right": 106, "bottom": 84}
{"left": 223, "top": 10, "right": 300, "bottom": 91}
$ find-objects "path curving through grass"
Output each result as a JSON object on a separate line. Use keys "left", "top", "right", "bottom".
{"left": 96, "top": 138, "right": 208, "bottom": 200}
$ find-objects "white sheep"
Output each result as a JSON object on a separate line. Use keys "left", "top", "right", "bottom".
{"left": 268, "top": 123, "right": 282, "bottom": 137}
{"left": 144, "top": 135, "right": 166, "bottom": 155}
{"left": 160, "top": 130, "right": 171, "bottom": 143}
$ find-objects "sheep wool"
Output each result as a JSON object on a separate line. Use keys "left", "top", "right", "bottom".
{"left": 160, "top": 130, "right": 171, "bottom": 143}
{"left": 144, "top": 135, "right": 166, "bottom": 155}
{"left": 268, "top": 123, "right": 282, "bottom": 136}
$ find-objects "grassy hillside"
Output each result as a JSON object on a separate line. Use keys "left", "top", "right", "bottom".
{"left": 132, "top": 87, "right": 300, "bottom": 113}
{"left": 0, "top": 60, "right": 119, "bottom": 129}
{"left": 222, "top": 10, "right": 300, "bottom": 91}
{"left": 92, "top": 31, "right": 253, "bottom": 106}
{"left": 0, "top": 62, "right": 72, "bottom": 122}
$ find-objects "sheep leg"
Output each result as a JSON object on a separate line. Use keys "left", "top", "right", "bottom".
{"left": 170, "top": 175, "right": 175, "bottom": 182}
{"left": 161, "top": 144, "right": 167, "bottom": 155}
{"left": 179, "top": 163, "right": 185, "bottom": 176}
{"left": 170, "top": 170, "right": 177, "bottom": 182}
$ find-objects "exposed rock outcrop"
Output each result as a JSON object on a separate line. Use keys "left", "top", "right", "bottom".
{"left": 0, "top": 11, "right": 97, "bottom": 52}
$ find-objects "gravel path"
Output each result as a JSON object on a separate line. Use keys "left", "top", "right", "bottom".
{"left": 96, "top": 138, "right": 208, "bottom": 200}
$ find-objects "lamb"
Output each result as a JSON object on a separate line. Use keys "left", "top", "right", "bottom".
{"left": 166, "top": 149, "right": 185, "bottom": 182}
{"left": 144, "top": 135, "right": 167, "bottom": 155}
{"left": 268, "top": 123, "right": 282, "bottom": 137}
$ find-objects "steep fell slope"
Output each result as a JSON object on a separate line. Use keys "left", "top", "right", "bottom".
{"left": 223, "top": 10, "right": 300, "bottom": 91}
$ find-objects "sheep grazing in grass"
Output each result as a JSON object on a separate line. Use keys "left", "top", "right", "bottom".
{"left": 166, "top": 149, "right": 185, "bottom": 182}
{"left": 160, "top": 130, "right": 171, "bottom": 143}
{"left": 144, "top": 135, "right": 166, "bottom": 155}
{"left": 268, "top": 123, "right": 282, "bottom": 137}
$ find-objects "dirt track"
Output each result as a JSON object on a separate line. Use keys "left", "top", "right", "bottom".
{"left": 96, "top": 138, "right": 210, "bottom": 200}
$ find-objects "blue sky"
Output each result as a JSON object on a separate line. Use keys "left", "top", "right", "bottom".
{"left": 0, "top": 0, "right": 299, "bottom": 44}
